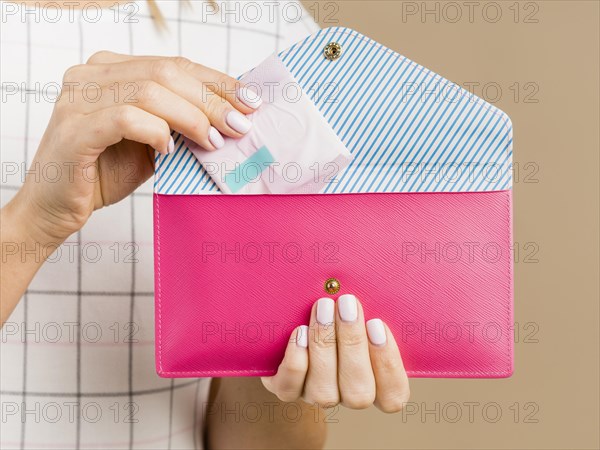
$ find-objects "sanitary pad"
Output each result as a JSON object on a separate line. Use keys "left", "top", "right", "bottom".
{"left": 185, "top": 54, "right": 353, "bottom": 194}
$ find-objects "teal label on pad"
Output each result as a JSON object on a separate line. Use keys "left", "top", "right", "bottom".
{"left": 223, "top": 145, "right": 275, "bottom": 193}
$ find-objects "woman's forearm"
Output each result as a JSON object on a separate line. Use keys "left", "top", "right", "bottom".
{"left": 0, "top": 191, "right": 62, "bottom": 325}
{"left": 205, "top": 377, "right": 327, "bottom": 450}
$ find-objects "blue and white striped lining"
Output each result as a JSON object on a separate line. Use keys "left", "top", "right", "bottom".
{"left": 154, "top": 27, "right": 512, "bottom": 195}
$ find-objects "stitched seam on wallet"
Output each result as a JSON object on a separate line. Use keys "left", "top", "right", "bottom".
{"left": 156, "top": 195, "right": 163, "bottom": 374}
{"left": 279, "top": 27, "right": 513, "bottom": 174}
{"left": 155, "top": 191, "right": 513, "bottom": 378}
{"left": 504, "top": 190, "right": 513, "bottom": 373}
{"left": 157, "top": 370, "right": 509, "bottom": 376}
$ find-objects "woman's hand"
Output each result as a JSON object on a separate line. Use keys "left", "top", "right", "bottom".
{"left": 261, "top": 294, "right": 410, "bottom": 412}
{"left": 208, "top": 294, "right": 407, "bottom": 448}
{"left": 17, "top": 51, "right": 260, "bottom": 244}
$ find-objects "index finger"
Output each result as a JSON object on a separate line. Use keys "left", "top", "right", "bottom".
{"left": 86, "top": 51, "right": 261, "bottom": 113}
{"left": 261, "top": 325, "right": 309, "bottom": 403}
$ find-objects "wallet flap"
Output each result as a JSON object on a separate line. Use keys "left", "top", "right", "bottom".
{"left": 154, "top": 27, "right": 513, "bottom": 195}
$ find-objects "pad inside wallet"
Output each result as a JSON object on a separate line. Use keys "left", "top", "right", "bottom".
{"left": 183, "top": 53, "right": 353, "bottom": 194}
{"left": 153, "top": 27, "right": 514, "bottom": 378}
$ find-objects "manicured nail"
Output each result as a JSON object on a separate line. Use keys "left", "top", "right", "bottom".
{"left": 208, "top": 126, "right": 224, "bottom": 149}
{"left": 366, "top": 319, "right": 387, "bottom": 346}
{"left": 338, "top": 294, "right": 358, "bottom": 322}
{"left": 316, "top": 297, "right": 335, "bottom": 325}
{"left": 226, "top": 110, "right": 252, "bottom": 134}
{"left": 296, "top": 325, "right": 309, "bottom": 348}
{"left": 167, "top": 136, "right": 175, "bottom": 154}
{"left": 237, "top": 86, "right": 263, "bottom": 109}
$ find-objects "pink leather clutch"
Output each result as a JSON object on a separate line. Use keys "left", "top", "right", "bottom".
{"left": 153, "top": 27, "right": 514, "bottom": 378}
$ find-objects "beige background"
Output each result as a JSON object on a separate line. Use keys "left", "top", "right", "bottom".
{"left": 300, "top": 1, "right": 600, "bottom": 449}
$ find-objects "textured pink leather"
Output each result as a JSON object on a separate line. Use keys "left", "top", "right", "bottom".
{"left": 154, "top": 191, "right": 513, "bottom": 378}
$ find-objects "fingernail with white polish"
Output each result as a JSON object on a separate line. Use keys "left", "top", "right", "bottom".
{"left": 338, "top": 294, "right": 358, "bottom": 322}
{"left": 208, "top": 126, "right": 225, "bottom": 149}
{"left": 316, "top": 297, "right": 335, "bottom": 325}
{"left": 296, "top": 325, "right": 309, "bottom": 348}
{"left": 237, "top": 86, "right": 263, "bottom": 109}
{"left": 167, "top": 136, "right": 175, "bottom": 154}
{"left": 226, "top": 110, "right": 252, "bottom": 134}
{"left": 366, "top": 319, "right": 387, "bottom": 346}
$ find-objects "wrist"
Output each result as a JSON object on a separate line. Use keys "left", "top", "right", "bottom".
{"left": 1, "top": 188, "right": 67, "bottom": 325}
{"left": 3, "top": 187, "right": 68, "bottom": 252}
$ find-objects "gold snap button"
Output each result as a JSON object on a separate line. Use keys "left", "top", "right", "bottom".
{"left": 324, "top": 278, "right": 340, "bottom": 295}
{"left": 323, "top": 42, "right": 342, "bottom": 61}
